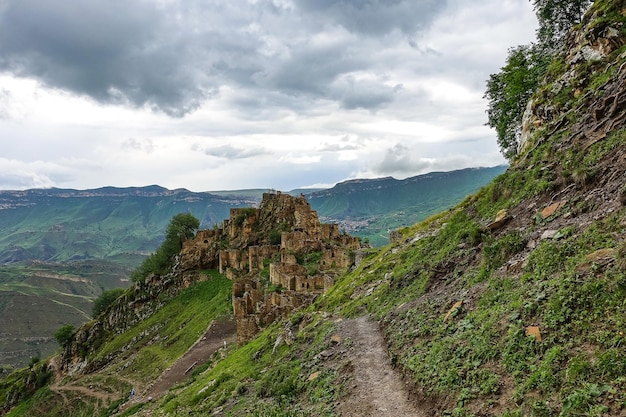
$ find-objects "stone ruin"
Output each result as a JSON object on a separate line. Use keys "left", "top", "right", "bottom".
{"left": 180, "top": 192, "right": 365, "bottom": 343}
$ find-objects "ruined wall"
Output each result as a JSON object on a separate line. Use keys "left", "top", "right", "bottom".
{"left": 232, "top": 279, "right": 264, "bottom": 315}
{"left": 219, "top": 249, "right": 247, "bottom": 275}
{"left": 335, "top": 234, "right": 362, "bottom": 250}
{"left": 227, "top": 208, "right": 259, "bottom": 243}
{"left": 234, "top": 316, "right": 259, "bottom": 344}
{"left": 281, "top": 250, "right": 298, "bottom": 265}
{"left": 320, "top": 247, "right": 352, "bottom": 270}
{"left": 294, "top": 274, "right": 326, "bottom": 292}
{"left": 269, "top": 263, "right": 307, "bottom": 290}
{"left": 180, "top": 229, "right": 222, "bottom": 270}
{"left": 180, "top": 192, "right": 366, "bottom": 344}
{"left": 320, "top": 223, "right": 340, "bottom": 240}
{"left": 248, "top": 245, "right": 280, "bottom": 273}
{"left": 281, "top": 231, "right": 323, "bottom": 252}
{"left": 256, "top": 192, "right": 319, "bottom": 233}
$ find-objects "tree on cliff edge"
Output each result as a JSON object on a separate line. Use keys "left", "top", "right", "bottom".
{"left": 485, "top": 0, "right": 592, "bottom": 159}
{"left": 162, "top": 212, "right": 200, "bottom": 255}
{"left": 533, "top": 0, "right": 592, "bottom": 51}
{"left": 131, "top": 213, "right": 200, "bottom": 282}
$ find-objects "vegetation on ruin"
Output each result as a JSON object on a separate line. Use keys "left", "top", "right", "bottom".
{"left": 130, "top": 213, "right": 199, "bottom": 282}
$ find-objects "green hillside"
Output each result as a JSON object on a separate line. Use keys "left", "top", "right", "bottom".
{"left": 2, "top": 1, "right": 626, "bottom": 414}
{"left": 1, "top": 271, "right": 233, "bottom": 416}
{"left": 0, "top": 187, "right": 256, "bottom": 263}
{"left": 309, "top": 166, "right": 507, "bottom": 246}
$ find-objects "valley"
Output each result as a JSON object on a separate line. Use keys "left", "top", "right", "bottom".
{"left": 0, "top": 167, "right": 502, "bottom": 369}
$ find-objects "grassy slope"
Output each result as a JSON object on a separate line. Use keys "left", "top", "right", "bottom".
{"left": 2, "top": 272, "right": 233, "bottom": 417}
{"left": 109, "top": 1, "right": 626, "bottom": 415}
{"left": 4, "top": 2, "right": 626, "bottom": 415}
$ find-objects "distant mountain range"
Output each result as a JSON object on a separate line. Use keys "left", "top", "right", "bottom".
{"left": 0, "top": 166, "right": 507, "bottom": 264}
{"left": 0, "top": 165, "right": 506, "bottom": 368}
{"left": 306, "top": 166, "right": 508, "bottom": 246}
{"left": 0, "top": 185, "right": 257, "bottom": 265}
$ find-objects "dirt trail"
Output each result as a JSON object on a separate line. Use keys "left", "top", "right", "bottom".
{"left": 338, "top": 316, "right": 425, "bottom": 417}
{"left": 146, "top": 316, "right": 237, "bottom": 399}
{"left": 50, "top": 380, "right": 116, "bottom": 405}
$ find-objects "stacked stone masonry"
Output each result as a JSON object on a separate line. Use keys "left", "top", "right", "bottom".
{"left": 180, "top": 192, "right": 365, "bottom": 343}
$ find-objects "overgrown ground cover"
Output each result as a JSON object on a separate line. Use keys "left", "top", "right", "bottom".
{"left": 3, "top": 272, "right": 233, "bottom": 417}
{"left": 314, "top": 178, "right": 626, "bottom": 416}
{"left": 154, "top": 312, "right": 345, "bottom": 417}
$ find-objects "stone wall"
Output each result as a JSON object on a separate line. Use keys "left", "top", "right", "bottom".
{"left": 219, "top": 249, "right": 246, "bottom": 275}
{"left": 281, "top": 230, "right": 324, "bottom": 253}
{"left": 270, "top": 263, "right": 307, "bottom": 290}
{"left": 248, "top": 245, "right": 280, "bottom": 273}
{"left": 178, "top": 192, "right": 366, "bottom": 343}
{"left": 294, "top": 274, "right": 326, "bottom": 292}
{"left": 227, "top": 208, "right": 259, "bottom": 244}
{"left": 320, "top": 223, "right": 340, "bottom": 241}
{"left": 180, "top": 229, "right": 222, "bottom": 270}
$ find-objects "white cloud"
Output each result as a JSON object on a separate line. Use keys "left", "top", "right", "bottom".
{"left": 0, "top": 0, "right": 537, "bottom": 191}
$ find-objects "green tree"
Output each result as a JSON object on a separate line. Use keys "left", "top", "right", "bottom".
{"left": 532, "top": 0, "right": 592, "bottom": 51}
{"left": 484, "top": 44, "right": 549, "bottom": 158}
{"left": 165, "top": 212, "right": 200, "bottom": 248}
{"left": 131, "top": 213, "right": 200, "bottom": 282}
{"left": 54, "top": 324, "right": 75, "bottom": 348}
{"left": 92, "top": 288, "right": 126, "bottom": 316}
{"left": 485, "top": 0, "right": 591, "bottom": 159}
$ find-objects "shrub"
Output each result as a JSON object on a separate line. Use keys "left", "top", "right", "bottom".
{"left": 54, "top": 324, "right": 75, "bottom": 348}
{"left": 131, "top": 213, "right": 200, "bottom": 282}
{"left": 92, "top": 288, "right": 126, "bottom": 317}
{"left": 234, "top": 208, "right": 257, "bottom": 227}
{"left": 269, "top": 229, "right": 282, "bottom": 245}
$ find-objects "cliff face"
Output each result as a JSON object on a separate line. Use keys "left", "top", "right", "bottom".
{"left": 181, "top": 192, "right": 365, "bottom": 343}
{"left": 59, "top": 266, "right": 203, "bottom": 375}
{"left": 520, "top": 3, "right": 626, "bottom": 156}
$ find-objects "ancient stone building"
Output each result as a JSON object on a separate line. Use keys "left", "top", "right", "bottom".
{"left": 180, "top": 191, "right": 366, "bottom": 343}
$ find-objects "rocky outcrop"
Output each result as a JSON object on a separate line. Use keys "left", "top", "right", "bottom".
{"left": 58, "top": 264, "right": 206, "bottom": 375}
{"left": 519, "top": 4, "right": 626, "bottom": 156}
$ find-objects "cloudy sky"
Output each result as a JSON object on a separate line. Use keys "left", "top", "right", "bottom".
{"left": 0, "top": 0, "right": 537, "bottom": 192}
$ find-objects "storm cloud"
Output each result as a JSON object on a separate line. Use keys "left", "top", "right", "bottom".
{"left": 0, "top": 0, "right": 538, "bottom": 191}
{"left": 0, "top": 0, "right": 448, "bottom": 117}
